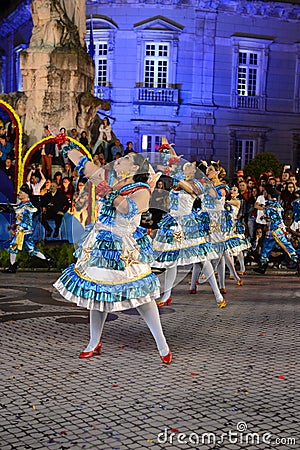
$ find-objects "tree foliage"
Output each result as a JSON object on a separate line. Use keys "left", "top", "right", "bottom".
{"left": 243, "top": 152, "right": 283, "bottom": 181}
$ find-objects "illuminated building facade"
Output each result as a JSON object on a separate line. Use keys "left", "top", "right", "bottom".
{"left": 0, "top": 0, "right": 300, "bottom": 177}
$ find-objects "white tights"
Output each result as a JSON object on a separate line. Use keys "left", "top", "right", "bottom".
{"left": 191, "top": 260, "right": 223, "bottom": 302}
{"left": 217, "top": 253, "right": 241, "bottom": 289}
{"left": 160, "top": 265, "right": 178, "bottom": 303}
{"left": 83, "top": 300, "right": 169, "bottom": 357}
{"left": 237, "top": 252, "right": 245, "bottom": 273}
{"left": 9, "top": 251, "right": 46, "bottom": 265}
{"left": 228, "top": 252, "right": 245, "bottom": 276}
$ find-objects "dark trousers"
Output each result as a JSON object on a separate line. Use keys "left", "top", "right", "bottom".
{"left": 41, "top": 212, "right": 63, "bottom": 234}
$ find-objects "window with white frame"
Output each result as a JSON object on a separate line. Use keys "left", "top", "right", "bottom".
{"left": 234, "top": 139, "right": 256, "bottom": 170}
{"left": 144, "top": 43, "right": 169, "bottom": 88}
{"left": 237, "top": 51, "right": 259, "bottom": 97}
{"left": 141, "top": 134, "right": 161, "bottom": 152}
{"left": 231, "top": 36, "right": 272, "bottom": 110}
{"left": 86, "top": 17, "right": 117, "bottom": 99}
{"left": 95, "top": 41, "right": 108, "bottom": 86}
{"left": 134, "top": 17, "right": 182, "bottom": 104}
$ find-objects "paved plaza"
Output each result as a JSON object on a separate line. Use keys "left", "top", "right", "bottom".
{"left": 0, "top": 268, "right": 299, "bottom": 450}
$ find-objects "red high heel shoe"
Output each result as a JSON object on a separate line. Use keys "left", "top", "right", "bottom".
{"left": 157, "top": 295, "right": 172, "bottom": 307}
{"left": 189, "top": 289, "right": 197, "bottom": 294}
{"left": 79, "top": 341, "right": 102, "bottom": 359}
{"left": 237, "top": 279, "right": 243, "bottom": 286}
{"left": 160, "top": 350, "right": 173, "bottom": 364}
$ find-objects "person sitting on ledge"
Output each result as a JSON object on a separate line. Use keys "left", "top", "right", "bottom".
{"left": 40, "top": 181, "right": 70, "bottom": 238}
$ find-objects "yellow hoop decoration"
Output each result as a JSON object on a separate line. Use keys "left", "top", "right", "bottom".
{"left": 22, "top": 136, "right": 96, "bottom": 222}
{"left": 0, "top": 100, "right": 23, "bottom": 194}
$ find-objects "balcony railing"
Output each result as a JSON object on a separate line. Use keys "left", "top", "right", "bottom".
{"left": 94, "top": 85, "right": 112, "bottom": 100}
{"left": 135, "top": 87, "right": 178, "bottom": 104}
{"left": 237, "top": 95, "right": 261, "bottom": 109}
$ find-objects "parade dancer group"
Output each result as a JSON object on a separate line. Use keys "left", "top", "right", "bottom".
{"left": 6, "top": 135, "right": 298, "bottom": 363}
{"left": 51, "top": 137, "right": 253, "bottom": 363}
{"left": 53, "top": 146, "right": 172, "bottom": 363}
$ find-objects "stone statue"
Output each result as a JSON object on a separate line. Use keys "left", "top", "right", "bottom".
{"left": 58, "top": 0, "right": 86, "bottom": 47}
{"left": 76, "top": 92, "right": 111, "bottom": 131}
{"left": 0, "top": 92, "right": 27, "bottom": 128}
{"left": 30, "top": 0, "right": 84, "bottom": 48}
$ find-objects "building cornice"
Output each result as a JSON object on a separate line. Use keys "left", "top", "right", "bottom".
{"left": 0, "top": 0, "right": 32, "bottom": 39}
{"left": 87, "top": 0, "right": 300, "bottom": 21}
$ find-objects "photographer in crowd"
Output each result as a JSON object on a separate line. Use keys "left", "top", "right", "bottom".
{"left": 26, "top": 163, "right": 46, "bottom": 214}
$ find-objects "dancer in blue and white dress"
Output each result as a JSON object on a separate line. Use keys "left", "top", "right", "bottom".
{"left": 152, "top": 156, "right": 226, "bottom": 308}
{"left": 54, "top": 144, "right": 172, "bottom": 363}
{"left": 227, "top": 185, "right": 251, "bottom": 277}
{"left": 3, "top": 184, "right": 53, "bottom": 273}
{"left": 191, "top": 162, "right": 243, "bottom": 296}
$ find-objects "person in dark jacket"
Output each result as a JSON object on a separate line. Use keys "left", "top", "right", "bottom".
{"left": 42, "top": 126, "right": 56, "bottom": 179}
{"left": 41, "top": 181, "right": 70, "bottom": 238}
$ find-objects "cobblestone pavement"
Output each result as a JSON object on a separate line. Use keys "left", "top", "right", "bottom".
{"left": 0, "top": 269, "right": 299, "bottom": 450}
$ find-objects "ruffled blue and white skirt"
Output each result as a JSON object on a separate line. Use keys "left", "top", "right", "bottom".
{"left": 54, "top": 222, "right": 160, "bottom": 312}
{"left": 151, "top": 211, "right": 217, "bottom": 268}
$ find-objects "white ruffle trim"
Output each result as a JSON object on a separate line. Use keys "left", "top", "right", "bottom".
{"left": 53, "top": 280, "right": 160, "bottom": 312}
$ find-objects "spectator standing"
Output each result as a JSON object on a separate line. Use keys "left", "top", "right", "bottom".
{"left": 71, "top": 128, "right": 79, "bottom": 140}
{"left": 149, "top": 180, "right": 169, "bottom": 229}
{"left": 0, "top": 123, "right": 6, "bottom": 138}
{"left": 41, "top": 126, "right": 55, "bottom": 179}
{"left": 92, "top": 117, "right": 114, "bottom": 162}
{"left": 26, "top": 164, "right": 46, "bottom": 213}
{"left": 72, "top": 179, "right": 89, "bottom": 226}
{"left": 98, "top": 153, "right": 106, "bottom": 166}
{"left": 111, "top": 139, "right": 124, "bottom": 159}
{"left": 79, "top": 131, "right": 90, "bottom": 150}
{"left": 53, "top": 171, "right": 63, "bottom": 190}
{"left": 280, "top": 182, "right": 298, "bottom": 211}
{"left": 238, "top": 180, "right": 253, "bottom": 234}
{"left": 41, "top": 181, "right": 70, "bottom": 238}
{"left": 92, "top": 153, "right": 102, "bottom": 167}
{"left": 1, "top": 157, "right": 14, "bottom": 181}
{"left": 0, "top": 135, "right": 13, "bottom": 162}
{"left": 40, "top": 179, "right": 52, "bottom": 196}
{"left": 254, "top": 187, "right": 267, "bottom": 233}
{"left": 247, "top": 185, "right": 259, "bottom": 239}
{"left": 257, "top": 174, "right": 268, "bottom": 194}
{"left": 124, "top": 141, "right": 135, "bottom": 155}
{"left": 277, "top": 170, "right": 291, "bottom": 192}
{"left": 56, "top": 127, "right": 69, "bottom": 165}
{"left": 62, "top": 177, "right": 75, "bottom": 210}
{"left": 289, "top": 173, "right": 300, "bottom": 193}
{"left": 62, "top": 162, "right": 73, "bottom": 179}
{"left": 71, "top": 169, "right": 80, "bottom": 192}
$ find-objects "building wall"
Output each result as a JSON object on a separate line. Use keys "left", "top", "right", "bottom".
{"left": 0, "top": 0, "right": 299, "bottom": 176}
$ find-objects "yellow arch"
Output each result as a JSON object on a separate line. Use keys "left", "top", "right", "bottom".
{"left": 0, "top": 99, "right": 23, "bottom": 193}
{"left": 20, "top": 136, "right": 93, "bottom": 191}
{"left": 21, "top": 136, "right": 95, "bottom": 222}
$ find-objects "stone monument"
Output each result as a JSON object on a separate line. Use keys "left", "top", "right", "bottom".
{"left": 20, "top": 0, "right": 104, "bottom": 144}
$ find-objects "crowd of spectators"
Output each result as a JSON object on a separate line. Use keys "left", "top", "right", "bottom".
{"left": 0, "top": 119, "right": 136, "bottom": 239}
{"left": 142, "top": 163, "right": 300, "bottom": 271}
{"left": 0, "top": 117, "right": 299, "bottom": 260}
{"left": 217, "top": 166, "right": 300, "bottom": 270}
